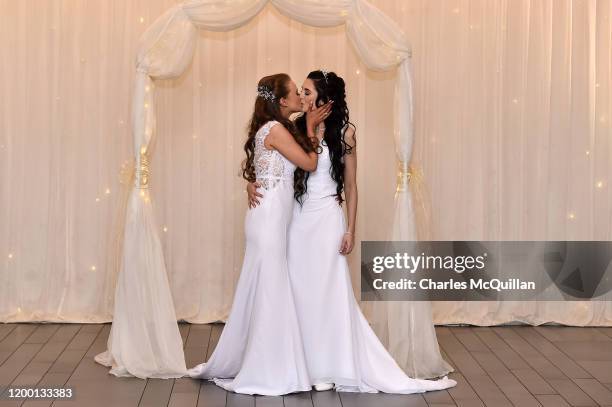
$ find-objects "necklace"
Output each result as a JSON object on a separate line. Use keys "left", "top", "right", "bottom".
{"left": 315, "top": 123, "right": 326, "bottom": 142}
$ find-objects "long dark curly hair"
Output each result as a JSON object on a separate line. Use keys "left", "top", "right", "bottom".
{"left": 295, "top": 70, "right": 355, "bottom": 205}
{"left": 242, "top": 74, "right": 313, "bottom": 200}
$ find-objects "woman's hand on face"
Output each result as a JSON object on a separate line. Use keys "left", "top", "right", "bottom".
{"left": 306, "top": 100, "right": 333, "bottom": 131}
{"left": 339, "top": 233, "right": 354, "bottom": 255}
{"left": 247, "top": 182, "right": 263, "bottom": 208}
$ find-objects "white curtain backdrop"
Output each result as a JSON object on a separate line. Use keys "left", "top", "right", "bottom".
{"left": 1, "top": 0, "right": 611, "bottom": 326}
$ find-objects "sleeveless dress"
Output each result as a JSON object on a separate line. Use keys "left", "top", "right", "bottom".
{"left": 187, "top": 120, "right": 312, "bottom": 396}
{"left": 287, "top": 137, "right": 457, "bottom": 394}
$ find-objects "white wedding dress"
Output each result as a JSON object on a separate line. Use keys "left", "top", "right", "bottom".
{"left": 287, "top": 137, "right": 456, "bottom": 393}
{"left": 187, "top": 120, "right": 312, "bottom": 396}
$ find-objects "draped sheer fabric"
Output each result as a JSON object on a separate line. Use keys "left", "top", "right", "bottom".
{"left": 106, "top": 0, "right": 416, "bottom": 378}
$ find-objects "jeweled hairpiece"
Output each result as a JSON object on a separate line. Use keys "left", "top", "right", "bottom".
{"left": 320, "top": 69, "right": 329, "bottom": 83}
{"left": 257, "top": 85, "right": 276, "bottom": 102}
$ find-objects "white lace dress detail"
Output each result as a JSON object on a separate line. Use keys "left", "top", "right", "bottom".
{"left": 254, "top": 120, "right": 296, "bottom": 190}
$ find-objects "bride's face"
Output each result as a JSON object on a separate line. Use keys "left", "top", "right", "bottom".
{"left": 281, "top": 80, "right": 303, "bottom": 114}
{"left": 300, "top": 78, "right": 319, "bottom": 112}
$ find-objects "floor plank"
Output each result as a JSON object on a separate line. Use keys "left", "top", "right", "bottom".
{"left": 339, "top": 392, "right": 429, "bottom": 407}
{"left": 573, "top": 378, "right": 612, "bottom": 406}
{"left": 438, "top": 329, "right": 512, "bottom": 406}
{"left": 311, "top": 390, "right": 342, "bottom": 407}
{"left": 283, "top": 391, "right": 313, "bottom": 407}
{"left": 445, "top": 373, "right": 484, "bottom": 407}
{"left": 513, "top": 326, "right": 592, "bottom": 379}
{"left": 196, "top": 381, "right": 226, "bottom": 407}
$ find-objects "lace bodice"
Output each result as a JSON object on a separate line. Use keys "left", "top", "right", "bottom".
{"left": 254, "top": 121, "right": 296, "bottom": 189}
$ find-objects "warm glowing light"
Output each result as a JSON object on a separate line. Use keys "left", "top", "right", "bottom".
{"left": 356, "top": 69, "right": 360, "bottom": 75}
{"left": 91, "top": 265, "right": 96, "bottom": 271}
{"left": 163, "top": 226, "right": 168, "bottom": 232}
{"left": 452, "top": 8, "right": 460, "bottom": 13}
{"left": 140, "top": 190, "right": 146, "bottom": 197}
{"left": 105, "top": 188, "right": 111, "bottom": 194}
{"left": 95, "top": 197, "right": 100, "bottom": 202}
{"left": 568, "top": 212, "right": 576, "bottom": 220}
{"left": 586, "top": 150, "right": 590, "bottom": 156}
{"left": 596, "top": 181, "right": 604, "bottom": 189}
{"left": 145, "top": 86, "right": 150, "bottom": 92}
{"left": 144, "top": 103, "right": 149, "bottom": 109}
{"left": 512, "top": 98, "right": 519, "bottom": 104}
{"left": 139, "top": 17, "right": 145, "bottom": 23}
{"left": 8, "top": 253, "right": 13, "bottom": 259}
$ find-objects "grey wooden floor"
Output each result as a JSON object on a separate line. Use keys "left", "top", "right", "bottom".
{"left": 1, "top": 323, "right": 612, "bottom": 407}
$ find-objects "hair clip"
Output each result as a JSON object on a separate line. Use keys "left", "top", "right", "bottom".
{"left": 257, "top": 85, "right": 276, "bottom": 102}
{"left": 320, "top": 69, "right": 329, "bottom": 83}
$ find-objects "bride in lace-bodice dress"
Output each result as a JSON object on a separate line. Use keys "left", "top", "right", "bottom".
{"left": 186, "top": 74, "right": 329, "bottom": 396}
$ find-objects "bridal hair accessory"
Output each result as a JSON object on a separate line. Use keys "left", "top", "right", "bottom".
{"left": 320, "top": 69, "right": 329, "bottom": 83}
{"left": 257, "top": 85, "right": 276, "bottom": 102}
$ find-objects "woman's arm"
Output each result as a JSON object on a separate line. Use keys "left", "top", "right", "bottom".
{"left": 340, "top": 126, "right": 357, "bottom": 255}
{"left": 266, "top": 124, "right": 318, "bottom": 171}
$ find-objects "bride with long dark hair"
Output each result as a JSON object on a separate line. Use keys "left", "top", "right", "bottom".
{"left": 247, "top": 70, "right": 456, "bottom": 394}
